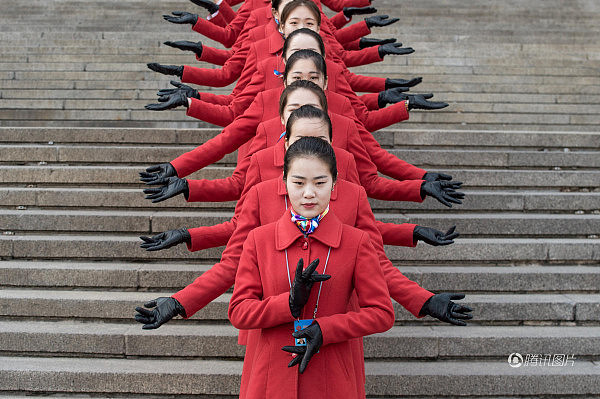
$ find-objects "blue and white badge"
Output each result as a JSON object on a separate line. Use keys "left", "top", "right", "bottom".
{"left": 293, "top": 319, "right": 313, "bottom": 346}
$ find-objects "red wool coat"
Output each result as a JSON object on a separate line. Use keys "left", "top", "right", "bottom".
{"left": 229, "top": 209, "right": 395, "bottom": 399}
{"left": 173, "top": 177, "right": 433, "bottom": 321}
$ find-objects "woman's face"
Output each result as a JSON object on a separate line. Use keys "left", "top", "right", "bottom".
{"left": 280, "top": 5, "right": 319, "bottom": 37}
{"left": 281, "top": 89, "right": 323, "bottom": 125}
{"left": 284, "top": 59, "right": 327, "bottom": 89}
{"left": 284, "top": 34, "right": 322, "bottom": 60}
{"left": 284, "top": 117, "right": 331, "bottom": 150}
{"left": 285, "top": 156, "right": 333, "bottom": 218}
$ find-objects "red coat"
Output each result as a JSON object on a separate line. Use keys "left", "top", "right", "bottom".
{"left": 228, "top": 209, "right": 395, "bottom": 399}
{"left": 173, "top": 87, "right": 354, "bottom": 176}
{"left": 186, "top": 138, "right": 418, "bottom": 252}
{"left": 173, "top": 177, "right": 433, "bottom": 321}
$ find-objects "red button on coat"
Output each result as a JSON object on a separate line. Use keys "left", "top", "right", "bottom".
{"left": 302, "top": 241, "right": 308, "bottom": 250}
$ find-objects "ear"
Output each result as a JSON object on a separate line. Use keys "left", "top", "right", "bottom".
{"left": 322, "top": 77, "right": 328, "bottom": 91}
{"left": 271, "top": 8, "right": 279, "bottom": 22}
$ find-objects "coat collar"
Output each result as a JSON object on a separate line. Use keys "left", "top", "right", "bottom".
{"left": 267, "top": 30, "right": 284, "bottom": 56}
{"left": 276, "top": 174, "right": 338, "bottom": 201}
{"left": 275, "top": 208, "right": 343, "bottom": 250}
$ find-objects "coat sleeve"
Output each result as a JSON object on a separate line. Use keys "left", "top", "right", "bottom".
{"left": 353, "top": 187, "right": 433, "bottom": 317}
{"left": 318, "top": 232, "right": 395, "bottom": 346}
{"left": 172, "top": 185, "right": 263, "bottom": 317}
{"left": 186, "top": 222, "right": 236, "bottom": 252}
{"left": 185, "top": 150, "right": 251, "bottom": 202}
{"left": 350, "top": 114, "right": 427, "bottom": 181}
{"left": 375, "top": 221, "right": 417, "bottom": 248}
{"left": 328, "top": 11, "right": 350, "bottom": 29}
{"left": 196, "top": 45, "right": 232, "bottom": 66}
{"left": 358, "top": 93, "right": 379, "bottom": 110}
{"left": 186, "top": 97, "right": 235, "bottom": 127}
{"left": 228, "top": 229, "right": 296, "bottom": 329}
{"left": 170, "top": 95, "right": 264, "bottom": 177}
{"left": 191, "top": 1, "right": 252, "bottom": 48}
{"left": 181, "top": 43, "right": 249, "bottom": 87}
{"left": 343, "top": 67, "right": 386, "bottom": 93}
{"left": 217, "top": 0, "right": 236, "bottom": 23}
{"left": 321, "top": 0, "right": 371, "bottom": 12}
{"left": 344, "top": 119, "right": 424, "bottom": 202}
{"left": 198, "top": 91, "right": 234, "bottom": 106}
{"left": 334, "top": 20, "right": 371, "bottom": 45}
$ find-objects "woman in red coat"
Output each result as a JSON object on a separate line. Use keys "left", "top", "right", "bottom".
{"left": 228, "top": 137, "right": 395, "bottom": 398}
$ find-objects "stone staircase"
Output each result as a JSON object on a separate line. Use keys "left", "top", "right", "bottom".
{"left": 1, "top": 0, "right": 600, "bottom": 397}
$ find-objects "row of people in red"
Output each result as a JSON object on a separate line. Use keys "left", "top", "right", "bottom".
{"left": 133, "top": 0, "right": 472, "bottom": 397}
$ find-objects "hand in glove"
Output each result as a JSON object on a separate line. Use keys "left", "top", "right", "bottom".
{"left": 289, "top": 258, "right": 330, "bottom": 318}
{"left": 378, "top": 43, "right": 414, "bottom": 58}
{"left": 140, "top": 228, "right": 191, "bottom": 251}
{"left": 413, "top": 225, "right": 459, "bottom": 246}
{"left": 162, "top": 11, "right": 198, "bottom": 25}
{"left": 143, "top": 176, "right": 189, "bottom": 203}
{"left": 421, "top": 180, "right": 465, "bottom": 208}
{"left": 139, "top": 163, "right": 177, "bottom": 184}
{"left": 365, "top": 14, "right": 399, "bottom": 28}
{"left": 134, "top": 297, "right": 186, "bottom": 329}
{"left": 377, "top": 87, "right": 411, "bottom": 108}
{"left": 164, "top": 40, "right": 203, "bottom": 57}
{"left": 189, "top": 0, "right": 219, "bottom": 14}
{"left": 145, "top": 90, "right": 189, "bottom": 111}
{"left": 281, "top": 322, "right": 323, "bottom": 373}
{"left": 158, "top": 81, "right": 200, "bottom": 101}
{"left": 419, "top": 293, "right": 473, "bottom": 326}
{"left": 359, "top": 37, "right": 396, "bottom": 49}
{"left": 407, "top": 93, "right": 448, "bottom": 110}
{"left": 385, "top": 77, "right": 422, "bottom": 89}
{"left": 147, "top": 62, "right": 184, "bottom": 78}
{"left": 422, "top": 172, "right": 453, "bottom": 182}
{"left": 343, "top": 6, "right": 376, "bottom": 18}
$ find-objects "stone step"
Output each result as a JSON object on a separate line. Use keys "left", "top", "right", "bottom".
{"left": 3, "top": 187, "right": 598, "bottom": 213}
{"left": 0, "top": 165, "right": 231, "bottom": 185}
{"left": 1, "top": 321, "right": 598, "bottom": 360}
{"left": 2, "top": 261, "right": 599, "bottom": 293}
{"left": 1, "top": 165, "right": 599, "bottom": 189}
{"left": 0, "top": 235, "right": 598, "bottom": 263}
{"left": 1, "top": 144, "right": 598, "bottom": 169}
{"left": 0, "top": 209, "right": 598, "bottom": 237}
{"left": 1, "top": 127, "right": 597, "bottom": 150}
{"left": 0, "top": 356, "right": 598, "bottom": 397}
{"left": 1, "top": 289, "right": 598, "bottom": 323}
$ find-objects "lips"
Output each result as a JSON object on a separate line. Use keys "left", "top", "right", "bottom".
{"left": 302, "top": 203, "right": 317, "bottom": 209}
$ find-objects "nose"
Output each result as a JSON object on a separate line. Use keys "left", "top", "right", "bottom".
{"left": 303, "top": 185, "right": 315, "bottom": 198}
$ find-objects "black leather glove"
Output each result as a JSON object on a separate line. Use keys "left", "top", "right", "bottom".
{"left": 189, "top": 0, "right": 219, "bottom": 14}
{"left": 343, "top": 6, "right": 376, "bottom": 18}
{"left": 422, "top": 172, "right": 453, "bottom": 182}
{"left": 406, "top": 93, "right": 448, "bottom": 110}
{"left": 140, "top": 228, "right": 192, "bottom": 251}
{"left": 145, "top": 90, "right": 189, "bottom": 111}
{"left": 143, "top": 176, "right": 189, "bottom": 203}
{"left": 134, "top": 297, "right": 186, "bottom": 329}
{"left": 139, "top": 163, "right": 177, "bottom": 184}
{"left": 162, "top": 11, "right": 198, "bottom": 25}
{"left": 147, "top": 62, "right": 184, "bottom": 78}
{"left": 385, "top": 77, "right": 422, "bottom": 89}
{"left": 378, "top": 43, "right": 414, "bottom": 58}
{"left": 289, "top": 258, "right": 330, "bottom": 318}
{"left": 359, "top": 37, "right": 396, "bottom": 49}
{"left": 365, "top": 14, "right": 399, "bottom": 28}
{"left": 281, "top": 322, "right": 323, "bottom": 373}
{"left": 164, "top": 40, "right": 203, "bottom": 57}
{"left": 419, "top": 293, "right": 473, "bottom": 326}
{"left": 158, "top": 81, "right": 200, "bottom": 101}
{"left": 413, "top": 225, "right": 459, "bottom": 246}
{"left": 377, "top": 87, "right": 411, "bottom": 108}
{"left": 421, "top": 181, "right": 465, "bottom": 208}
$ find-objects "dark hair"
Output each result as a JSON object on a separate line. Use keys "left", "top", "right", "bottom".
{"left": 280, "top": 0, "right": 321, "bottom": 27}
{"left": 283, "top": 49, "right": 327, "bottom": 83}
{"left": 272, "top": 0, "right": 284, "bottom": 12}
{"left": 279, "top": 80, "right": 328, "bottom": 117}
{"left": 282, "top": 28, "right": 325, "bottom": 59}
{"left": 285, "top": 105, "right": 332, "bottom": 141}
{"left": 283, "top": 137, "right": 337, "bottom": 182}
